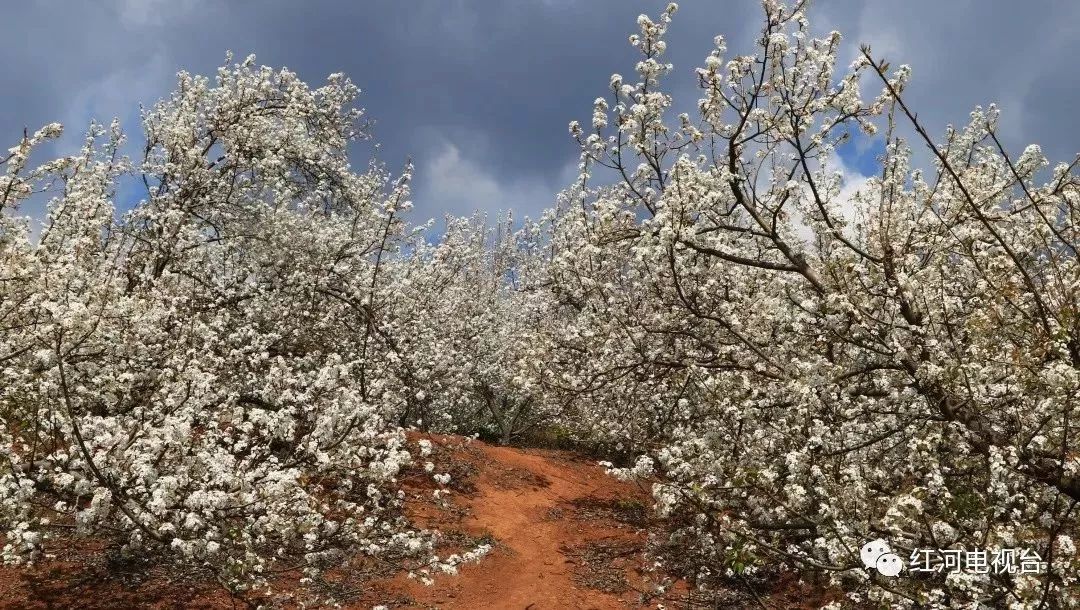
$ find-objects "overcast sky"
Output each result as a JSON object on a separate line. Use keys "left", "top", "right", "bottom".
{"left": 3, "top": 0, "right": 1079, "bottom": 224}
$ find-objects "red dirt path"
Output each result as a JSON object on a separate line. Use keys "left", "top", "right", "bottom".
{"left": 373, "top": 438, "right": 654, "bottom": 609}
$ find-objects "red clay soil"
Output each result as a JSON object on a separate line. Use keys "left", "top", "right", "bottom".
{"left": 0, "top": 437, "right": 662, "bottom": 609}
{"left": 371, "top": 438, "right": 655, "bottom": 609}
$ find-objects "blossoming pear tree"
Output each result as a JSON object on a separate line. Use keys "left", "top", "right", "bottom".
{"left": 549, "top": 1, "right": 1079, "bottom": 606}
{"left": 382, "top": 214, "right": 557, "bottom": 442}
{"left": 0, "top": 56, "right": 493, "bottom": 600}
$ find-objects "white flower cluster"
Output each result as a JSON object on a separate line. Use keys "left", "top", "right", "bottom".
{"left": 380, "top": 214, "right": 559, "bottom": 443}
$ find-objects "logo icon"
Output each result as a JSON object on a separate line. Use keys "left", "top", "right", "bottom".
{"left": 861, "top": 539, "right": 903, "bottom": 577}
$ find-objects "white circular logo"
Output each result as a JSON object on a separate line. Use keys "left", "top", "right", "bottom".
{"left": 875, "top": 552, "right": 903, "bottom": 577}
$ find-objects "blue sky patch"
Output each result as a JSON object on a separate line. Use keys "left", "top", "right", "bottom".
{"left": 836, "top": 130, "right": 886, "bottom": 178}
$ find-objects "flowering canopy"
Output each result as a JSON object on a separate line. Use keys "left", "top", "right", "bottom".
{"left": 551, "top": 2, "right": 1079, "bottom": 607}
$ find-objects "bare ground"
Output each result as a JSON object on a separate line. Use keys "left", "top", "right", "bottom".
{"left": 366, "top": 437, "right": 658, "bottom": 609}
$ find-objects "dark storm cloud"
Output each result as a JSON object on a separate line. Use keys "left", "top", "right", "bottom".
{"left": 3, "top": 1, "right": 1078, "bottom": 223}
